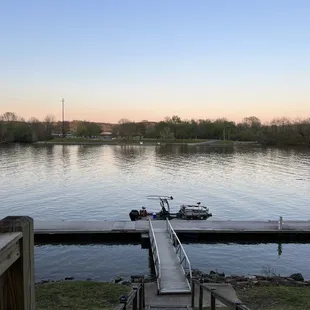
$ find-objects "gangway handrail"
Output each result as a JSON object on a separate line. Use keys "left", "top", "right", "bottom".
{"left": 148, "top": 219, "right": 162, "bottom": 293}
{"left": 166, "top": 219, "right": 192, "bottom": 286}
{"left": 191, "top": 279, "right": 251, "bottom": 310}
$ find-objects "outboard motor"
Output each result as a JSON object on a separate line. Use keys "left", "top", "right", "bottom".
{"left": 129, "top": 210, "right": 140, "bottom": 221}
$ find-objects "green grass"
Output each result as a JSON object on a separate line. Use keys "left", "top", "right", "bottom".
{"left": 36, "top": 281, "right": 310, "bottom": 310}
{"left": 236, "top": 285, "right": 310, "bottom": 310}
{"left": 143, "top": 138, "right": 209, "bottom": 143}
{"left": 49, "top": 137, "right": 211, "bottom": 143}
{"left": 36, "top": 281, "right": 130, "bottom": 310}
{"left": 47, "top": 137, "right": 118, "bottom": 144}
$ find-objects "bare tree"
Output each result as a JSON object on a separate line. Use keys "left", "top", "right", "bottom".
{"left": 43, "top": 115, "right": 55, "bottom": 139}
{"left": 28, "top": 117, "right": 42, "bottom": 141}
{"left": 242, "top": 116, "right": 262, "bottom": 129}
{"left": 2, "top": 112, "right": 18, "bottom": 122}
{"left": 0, "top": 114, "right": 5, "bottom": 143}
{"left": 0, "top": 112, "right": 19, "bottom": 142}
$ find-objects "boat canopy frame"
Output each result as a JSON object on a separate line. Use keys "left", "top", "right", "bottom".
{"left": 147, "top": 195, "right": 173, "bottom": 213}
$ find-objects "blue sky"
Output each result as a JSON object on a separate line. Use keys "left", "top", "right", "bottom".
{"left": 1, "top": 0, "right": 309, "bottom": 122}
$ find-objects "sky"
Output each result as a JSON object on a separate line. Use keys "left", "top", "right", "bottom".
{"left": 1, "top": 0, "right": 309, "bottom": 123}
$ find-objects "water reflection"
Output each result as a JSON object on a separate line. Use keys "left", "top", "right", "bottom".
{"left": 34, "top": 244, "right": 150, "bottom": 282}
{"left": 153, "top": 145, "right": 237, "bottom": 180}
{"left": 1, "top": 144, "right": 310, "bottom": 221}
{"left": 278, "top": 243, "right": 283, "bottom": 256}
{"left": 1, "top": 144, "right": 310, "bottom": 280}
{"left": 112, "top": 145, "right": 148, "bottom": 171}
{"left": 61, "top": 145, "right": 70, "bottom": 168}
{"left": 76, "top": 145, "right": 104, "bottom": 161}
{"left": 154, "top": 144, "right": 236, "bottom": 161}
{"left": 34, "top": 242, "right": 310, "bottom": 282}
{"left": 114, "top": 145, "right": 147, "bottom": 160}
{"left": 45, "top": 145, "right": 55, "bottom": 169}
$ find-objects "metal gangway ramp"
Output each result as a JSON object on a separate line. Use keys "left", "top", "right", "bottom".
{"left": 149, "top": 218, "right": 192, "bottom": 294}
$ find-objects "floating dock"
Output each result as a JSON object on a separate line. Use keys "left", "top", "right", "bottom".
{"left": 33, "top": 219, "right": 310, "bottom": 244}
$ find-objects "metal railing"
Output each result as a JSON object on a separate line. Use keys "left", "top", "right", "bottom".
{"left": 191, "top": 279, "right": 251, "bottom": 310}
{"left": 149, "top": 219, "right": 162, "bottom": 293}
{"left": 115, "top": 279, "right": 145, "bottom": 310}
{"left": 166, "top": 219, "right": 192, "bottom": 287}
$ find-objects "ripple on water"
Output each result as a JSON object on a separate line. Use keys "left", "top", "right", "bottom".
{"left": 1, "top": 144, "right": 310, "bottom": 279}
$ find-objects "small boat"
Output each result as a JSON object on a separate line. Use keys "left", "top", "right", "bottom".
{"left": 129, "top": 195, "right": 212, "bottom": 221}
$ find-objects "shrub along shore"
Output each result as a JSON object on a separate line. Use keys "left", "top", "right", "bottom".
{"left": 36, "top": 270, "right": 310, "bottom": 310}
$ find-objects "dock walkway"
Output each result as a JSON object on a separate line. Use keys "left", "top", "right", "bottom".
{"left": 34, "top": 219, "right": 310, "bottom": 234}
{"left": 150, "top": 220, "right": 191, "bottom": 294}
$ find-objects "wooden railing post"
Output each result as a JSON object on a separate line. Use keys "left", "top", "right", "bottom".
{"left": 119, "top": 295, "right": 128, "bottom": 310}
{"left": 139, "top": 285, "right": 143, "bottom": 310}
{"left": 211, "top": 293, "right": 216, "bottom": 310}
{"left": 211, "top": 287, "right": 216, "bottom": 310}
{"left": 139, "top": 278, "right": 145, "bottom": 310}
{"left": 132, "top": 286, "right": 138, "bottom": 310}
{"left": 142, "top": 278, "right": 145, "bottom": 308}
{"left": 191, "top": 279, "right": 195, "bottom": 308}
{"left": 0, "top": 216, "right": 35, "bottom": 310}
{"left": 199, "top": 282, "right": 203, "bottom": 310}
{"left": 190, "top": 279, "right": 251, "bottom": 310}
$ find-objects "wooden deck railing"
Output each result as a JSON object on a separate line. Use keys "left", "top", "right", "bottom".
{"left": 115, "top": 279, "right": 145, "bottom": 310}
{"left": 191, "top": 279, "right": 251, "bottom": 310}
{"left": 0, "top": 216, "right": 35, "bottom": 310}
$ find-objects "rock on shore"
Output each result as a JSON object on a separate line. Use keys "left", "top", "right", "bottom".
{"left": 190, "top": 269, "right": 309, "bottom": 288}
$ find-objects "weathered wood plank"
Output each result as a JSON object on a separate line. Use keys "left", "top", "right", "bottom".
{"left": 0, "top": 216, "right": 35, "bottom": 310}
{"left": 0, "top": 232, "right": 22, "bottom": 253}
{"left": 0, "top": 232, "right": 22, "bottom": 276}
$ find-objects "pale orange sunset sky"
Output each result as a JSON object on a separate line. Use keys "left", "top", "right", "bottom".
{"left": 1, "top": 1, "right": 309, "bottom": 124}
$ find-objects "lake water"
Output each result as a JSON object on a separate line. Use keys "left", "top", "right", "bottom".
{"left": 1, "top": 144, "right": 310, "bottom": 281}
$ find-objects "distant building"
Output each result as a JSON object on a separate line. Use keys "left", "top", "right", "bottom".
{"left": 99, "top": 131, "right": 113, "bottom": 139}
{"left": 95, "top": 122, "right": 118, "bottom": 133}
{"left": 100, "top": 131, "right": 112, "bottom": 136}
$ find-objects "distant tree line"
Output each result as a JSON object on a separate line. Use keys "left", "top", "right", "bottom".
{"left": 0, "top": 112, "right": 102, "bottom": 143}
{"left": 74, "top": 121, "right": 102, "bottom": 137}
{"left": 0, "top": 112, "right": 104, "bottom": 143}
{"left": 115, "top": 115, "right": 310, "bottom": 146}
{"left": 1, "top": 111, "right": 310, "bottom": 146}
{"left": 0, "top": 112, "right": 58, "bottom": 143}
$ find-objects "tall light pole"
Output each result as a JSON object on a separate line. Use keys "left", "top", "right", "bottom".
{"left": 62, "top": 98, "right": 65, "bottom": 138}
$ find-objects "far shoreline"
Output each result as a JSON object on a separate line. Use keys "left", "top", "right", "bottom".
{"left": 35, "top": 138, "right": 262, "bottom": 147}
{"left": 3, "top": 138, "right": 309, "bottom": 148}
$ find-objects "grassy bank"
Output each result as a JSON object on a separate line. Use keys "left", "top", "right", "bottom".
{"left": 42, "top": 137, "right": 118, "bottom": 144}
{"left": 236, "top": 285, "right": 310, "bottom": 310}
{"left": 39, "top": 137, "right": 237, "bottom": 146}
{"left": 36, "top": 281, "right": 130, "bottom": 310}
{"left": 35, "top": 280, "right": 310, "bottom": 310}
